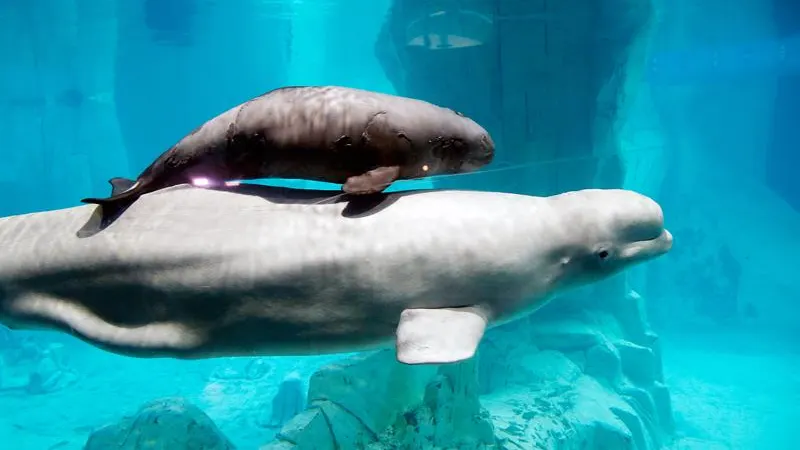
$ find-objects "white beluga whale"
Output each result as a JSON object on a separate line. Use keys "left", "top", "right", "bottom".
{"left": 0, "top": 184, "right": 672, "bottom": 365}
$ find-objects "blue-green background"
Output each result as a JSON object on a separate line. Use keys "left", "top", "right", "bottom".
{"left": 0, "top": 0, "right": 797, "bottom": 448}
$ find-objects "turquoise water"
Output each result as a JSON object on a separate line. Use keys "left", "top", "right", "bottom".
{"left": 1, "top": 1, "right": 798, "bottom": 449}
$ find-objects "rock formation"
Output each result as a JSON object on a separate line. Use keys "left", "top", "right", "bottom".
{"left": 262, "top": 351, "right": 497, "bottom": 450}
{"left": 84, "top": 397, "right": 235, "bottom": 450}
{"left": 0, "top": 337, "right": 79, "bottom": 395}
{"left": 260, "top": 371, "right": 307, "bottom": 429}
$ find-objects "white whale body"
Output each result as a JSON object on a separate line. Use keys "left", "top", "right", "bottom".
{"left": 0, "top": 184, "right": 672, "bottom": 364}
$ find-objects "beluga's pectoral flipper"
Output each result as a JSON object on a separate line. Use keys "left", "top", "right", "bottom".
{"left": 395, "top": 305, "right": 489, "bottom": 365}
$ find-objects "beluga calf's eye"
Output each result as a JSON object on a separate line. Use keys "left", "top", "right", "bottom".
{"left": 598, "top": 250, "right": 609, "bottom": 260}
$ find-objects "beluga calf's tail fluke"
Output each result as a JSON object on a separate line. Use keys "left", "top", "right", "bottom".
{"left": 78, "top": 177, "right": 143, "bottom": 238}
{"left": 81, "top": 177, "right": 139, "bottom": 208}
{"left": 77, "top": 85, "right": 495, "bottom": 236}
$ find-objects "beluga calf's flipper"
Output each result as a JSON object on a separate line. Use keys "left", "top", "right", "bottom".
{"left": 395, "top": 306, "right": 489, "bottom": 365}
{"left": 342, "top": 166, "right": 402, "bottom": 195}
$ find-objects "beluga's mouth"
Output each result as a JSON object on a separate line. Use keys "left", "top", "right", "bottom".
{"left": 620, "top": 228, "right": 673, "bottom": 262}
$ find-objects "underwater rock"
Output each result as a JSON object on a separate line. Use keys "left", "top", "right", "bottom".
{"left": 388, "top": 358, "right": 496, "bottom": 449}
{"left": 268, "top": 407, "right": 334, "bottom": 450}
{"left": 512, "top": 349, "right": 583, "bottom": 389}
{"left": 478, "top": 311, "right": 625, "bottom": 395}
{"left": 615, "top": 340, "right": 657, "bottom": 386}
{"left": 0, "top": 340, "right": 78, "bottom": 394}
{"left": 260, "top": 442, "right": 295, "bottom": 450}
{"left": 569, "top": 376, "right": 659, "bottom": 449}
{"left": 479, "top": 320, "right": 586, "bottom": 394}
{"left": 564, "top": 349, "right": 587, "bottom": 371}
{"left": 315, "top": 400, "right": 376, "bottom": 448}
{"left": 306, "top": 350, "right": 435, "bottom": 435}
{"left": 474, "top": 288, "right": 674, "bottom": 449}
{"left": 476, "top": 339, "right": 511, "bottom": 394}
{"left": 585, "top": 338, "right": 623, "bottom": 386}
{"left": 578, "top": 282, "right": 656, "bottom": 349}
{"left": 261, "top": 371, "right": 307, "bottom": 429}
{"left": 264, "top": 350, "right": 495, "bottom": 449}
{"left": 620, "top": 385, "right": 658, "bottom": 423}
{"left": 618, "top": 383, "right": 666, "bottom": 448}
{"left": 617, "top": 290, "right": 652, "bottom": 344}
{"left": 25, "top": 344, "right": 79, "bottom": 395}
{"left": 529, "top": 319, "right": 606, "bottom": 352}
{"left": 610, "top": 403, "right": 652, "bottom": 450}
{"left": 477, "top": 323, "right": 539, "bottom": 394}
{"left": 83, "top": 397, "right": 235, "bottom": 450}
{"left": 649, "top": 381, "right": 676, "bottom": 434}
{"left": 644, "top": 331, "right": 666, "bottom": 383}
{"left": 360, "top": 358, "right": 498, "bottom": 450}
{"left": 485, "top": 374, "right": 655, "bottom": 450}
{"left": 592, "top": 418, "right": 636, "bottom": 450}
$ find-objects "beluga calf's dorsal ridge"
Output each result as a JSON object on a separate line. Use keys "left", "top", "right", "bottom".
{"left": 78, "top": 85, "right": 495, "bottom": 236}
{"left": 0, "top": 186, "right": 671, "bottom": 365}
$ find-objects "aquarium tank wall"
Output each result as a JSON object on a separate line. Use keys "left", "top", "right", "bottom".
{"left": 0, "top": 0, "right": 797, "bottom": 449}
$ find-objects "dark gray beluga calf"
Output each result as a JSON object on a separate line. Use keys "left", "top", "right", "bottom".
{"left": 80, "top": 85, "right": 495, "bottom": 234}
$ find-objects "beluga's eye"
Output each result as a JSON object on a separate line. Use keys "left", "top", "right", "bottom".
{"left": 597, "top": 250, "right": 610, "bottom": 260}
